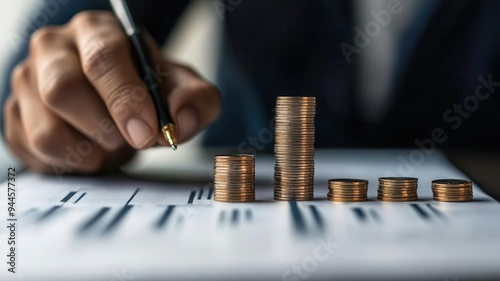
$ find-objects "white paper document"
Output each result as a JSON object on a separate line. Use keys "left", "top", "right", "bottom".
{"left": 0, "top": 150, "right": 499, "bottom": 280}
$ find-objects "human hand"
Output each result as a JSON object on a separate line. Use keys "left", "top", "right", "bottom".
{"left": 4, "top": 11, "right": 221, "bottom": 174}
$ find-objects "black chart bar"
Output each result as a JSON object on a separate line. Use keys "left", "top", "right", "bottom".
{"left": 352, "top": 207, "right": 367, "bottom": 223}
{"left": 309, "top": 205, "right": 324, "bottom": 229}
{"left": 197, "top": 189, "right": 204, "bottom": 200}
{"left": 74, "top": 192, "right": 87, "bottom": 203}
{"left": 426, "top": 204, "right": 445, "bottom": 219}
{"left": 231, "top": 209, "right": 240, "bottom": 225}
{"left": 219, "top": 211, "right": 226, "bottom": 224}
{"left": 410, "top": 204, "right": 431, "bottom": 221}
{"left": 37, "top": 206, "right": 61, "bottom": 222}
{"left": 370, "top": 209, "right": 382, "bottom": 223}
{"left": 103, "top": 205, "right": 133, "bottom": 234}
{"left": 245, "top": 209, "right": 252, "bottom": 221}
{"left": 61, "top": 191, "right": 76, "bottom": 203}
{"left": 125, "top": 188, "right": 140, "bottom": 205}
{"left": 156, "top": 205, "right": 175, "bottom": 229}
{"left": 289, "top": 202, "right": 307, "bottom": 235}
{"left": 79, "top": 207, "right": 110, "bottom": 233}
{"left": 207, "top": 187, "right": 214, "bottom": 200}
{"left": 187, "top": 190, "right": 196, "bottom": 204}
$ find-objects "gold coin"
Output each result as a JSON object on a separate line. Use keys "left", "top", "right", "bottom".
{"left": 213, "top": 154, "right": 255, "bottom": 203}
{"left": 378, "top": 196, "right": 418, "bottom": 202}
{"left": 430, "top": 178, "right": 473, "bottom": 202}
{"left": 328, "top": 197, "right": 367, "bottom": 202}
{"left": 377, "top": 176, "right": 419, "bottom": 201}
{"left": 432, "top": 179, "right": 472, "bottom": 186}
{"left": 433, "top": 197, "right": 472, "bottom": 202}
{"left": 325, "top": 179, "right": 368, "bottom": 202}
{"left": 274, "top": 96, "right": 316, "bottom": 201}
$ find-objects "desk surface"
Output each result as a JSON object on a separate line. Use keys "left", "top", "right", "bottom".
{"left": 1, "top": 149, "right": 499, "bottom": 281}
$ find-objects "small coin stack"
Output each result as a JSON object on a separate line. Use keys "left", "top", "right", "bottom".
{"left": 274, "top": 96, "right": 316, "bottom": 201}
{"left": 214, "top": 154, "right": 255, "bottom": 202}
{"left": 378, "top": 177, "right": 418, "bottom": 201}
{"left": 432, "top": 179, "right": 473, "bottom": 202}
{"left": 327, "top": 179, "right": 368, "bottom": 202}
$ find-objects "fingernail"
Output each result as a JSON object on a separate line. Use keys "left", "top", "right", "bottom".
{"left": 177, "top": 107, "right": 198, "bottom": 141}
{"left": 126, "top": 118, "right": 154, "bottom": 148}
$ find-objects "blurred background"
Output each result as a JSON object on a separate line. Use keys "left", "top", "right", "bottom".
{"left": 0, "top": 0, "right": 221, "bottom": 175}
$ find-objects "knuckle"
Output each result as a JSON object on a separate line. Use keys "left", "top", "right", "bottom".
{"left": 200, "top": 83, "right": 222, "bottom": 113}
{"left": 182, "top": 65, "right": 198, "bottom": 76}
{"left": 71, "top": 11, "right": 101, "bottom": 26}
{"left": 30, "top": 124, "right": 62, "bottom": 156}
{"left": 199, "top": 83, "right": 222, "bottom": 123}
{"left": 10, "top": 62, "right": 30, "bottom": 90}
{"left": 106, "top": 85, "right": 137, "bottom": 114}
{"left": 205, "top": 83, "right": 221, "bottom": 102}
{"left": 197, "top": 82, "right": 217, "bottom": 96}
{"left": 177, "top": 63, "right": 200, "bottom": 78}
{"left": 81, "top": 37, "right": 126, "bottom": 80}
{"left": 30, "top": 27, "right": 59, "bottom": 51}
{"left": 39, "top": 65, "right": 79, "bottom": 107}
{"left": 71, "top": 10, "right": 115, "bottom": 26}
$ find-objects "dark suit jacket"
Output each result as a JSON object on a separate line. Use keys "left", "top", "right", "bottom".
{"left": 2, "top": 0, "right": 499, "bottom": 150}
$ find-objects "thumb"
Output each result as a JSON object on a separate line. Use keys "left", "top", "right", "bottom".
{"left": 166, "top": 64, "right": 222, "bottom": 144}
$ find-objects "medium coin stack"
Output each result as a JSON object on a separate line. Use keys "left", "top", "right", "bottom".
{"left": 214, "top": 154, "right": 255, "bottom": 202}
{"left": 432, "top": 179, "right": 473, "bottom": 202}
{"left": 378, "top": 177, "right": 418, "bottom": 201}
{"left": 274, "top": 96, "right": 316, "bottom": 201}
{"left": 327, "top": 179, "right": 368, "bottom": 202}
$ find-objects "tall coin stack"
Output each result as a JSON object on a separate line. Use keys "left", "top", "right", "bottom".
{"left": 327, "top": 179, "right": 368, "bottom": 202}
{"left": 378, "top": 177, "right": 418, "bottom": 202}
{"left": 274, "top": 96, "right": 316, "bottom": 201}
{"left": 214, "top": 154, "right": 255, "bottom": 202}
{"left": 432, "top": 179, "right": 473, "bottom": 202}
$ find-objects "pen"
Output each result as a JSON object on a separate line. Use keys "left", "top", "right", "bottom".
{"left": 109, "top": 0, "right": 177, "bottom": 150}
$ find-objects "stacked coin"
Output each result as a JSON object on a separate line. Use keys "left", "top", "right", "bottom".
{"left": 327, "top": 179, "right": 368, "bottom": 202}
{"left": 378, "top": 177, "right": 418, "bottom": 201}
{"left": 214, "top": 154, "right": 255, "bottom": 202}
{"left": 432, "top": 179, "right": 473, "bottom": 202}
{"left": 274, "top": 96, "right": 316, "bottom": 201}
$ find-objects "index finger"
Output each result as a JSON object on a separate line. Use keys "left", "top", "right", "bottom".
{"left": 69, "top": 11, "right": 158, "bottom": 149}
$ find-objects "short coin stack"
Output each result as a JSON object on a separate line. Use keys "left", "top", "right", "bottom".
{"left": 214, "top": 154, "right": 255, "bottom": 202}
{"left": 274, "top": 96, "right": 316, "bottom": 201}
{"left": 327, "top": 179, "right": 368, "bottom": 202}
{"left": 378, "top": 177, "right": 418, "bottom": 202}
{"left": 432, "top": 179, "right": 473, "bottom": 202}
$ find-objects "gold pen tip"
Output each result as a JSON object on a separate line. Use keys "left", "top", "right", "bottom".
{"left": 162, "top": 124, "right": 178, "bottom": 151}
